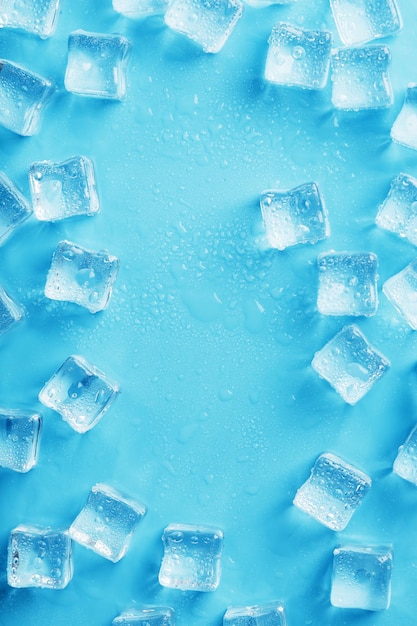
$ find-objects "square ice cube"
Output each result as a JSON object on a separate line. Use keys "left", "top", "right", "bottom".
{"left": 317, "top": 251, "right": 379, "bottom": 317}
{"left": 293, "top": 453, "right": 372, "bottom": 531}
{"left": 223, "top": 601, "right": 287, "bottom": 625}
{"left": 329, "top": 0, "right": 401, "bottom": 46}
{"left": 0, "top": 409, "right": 41, "bottom": 473}
{"left": 38, "top": 354, "right": 119, "bottom": 434}
{"left": 260, "top": 182, "right": 329, "bottom": 251}
{"left": 376, "top": 173, "right": 417, "bottom": 245}
{"left": 44, "top": 240, "right": 119, "bottom": 313}
{"left": 0, "top": 285, "right": 24, "bottom": 337}
{"left": 264, "top": 23, "right": 332, "bottom": 90}
{"left": 0, "top": 0, "right": 61, "bottom": 38}
{"left": 29, "top": 156, "right": 99, "bottom": 222}
{"left": 311, "top": 324, "right": 390, "bottom": 404}
{"left": 393, "top": 424, "right": 417, "bottom": 485}
{"left": 112, "top": 607, "right": 175, "bottom": 625}
{"left": 159, "top": 523, "right": 223, "bottom": 591}
{"left": 112, "top": 0, "right": 169, "bottom": 18}
{"left": 0, "top": 59, "right": 54, "bottom": 136}
{"left": 164, "top": 0, "right": 243, "bottom": 54}
{"left": 391, "top": 84, "right": 417, "bottom": 151}
{"left": 7, "top": 525, "right": 73, "bottom": 589}
{"left": 331, "top": 545, "right": 392, "bottom": 610}
{"left": 0, "top": 172, "right": 32, "bottom": 245}
{"left": 383, "top": 259, "right": 417, "bottom": 330}
{"left": 64, "top": 30, "right": 132, "bottom": 100}
{"left": 69, "top": 484, "right": 146, "bottom": 562}
{"left": 331, "top": 45, "right": 393, "bottom": 110}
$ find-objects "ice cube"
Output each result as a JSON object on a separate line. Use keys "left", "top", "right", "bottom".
{"left": 393, "top": 424, "right": 417, "bottom": 485}
{"left": 38, "top": 354, "right": 119, "bottom": 434}
{"left": 317, "top": 251, "right": 379, "bottom": 317}
{"left": 223, "top": 601, "right": 287, "bottom": 625}
{"left": 0, "top": 285, "right": 24, "bottom": 337}
{"left": 264, "top": 23, "right": 332, "bottom": 90}
{"left": 164, "top": 0, "right": 243, "bottom": 54}
{"left": 331, "top": 545, "right": 392, "bottom": 610}
{"left": 0, "top": 0, "right": 61, "bottom": 38}
{"left": 112, "top": 0, "right": 169, "bottom": 18}
{"left": 329, "top": 0, "right": 401, "bottom": 46}
{"left": 112, "top": 607, "right": 175, "bottom": 625}
{"left": 383, "top": 259, "right": 417, "bottom": 330}
{"left": 69, "top": 484, "right": 146, "bottom": 562}
{"left": 391, "top": 84, "right": 417, "bottom": 151}
{"left": 64, "top": 30, "right": 132, "bottom": 100}
{"left": 293, "top": 452, "right": 372, "bottom": 531}
{"left": 260, "top": 182, "right": 329, "bottom": 250}
{"left": 0, "top": 409, "right": 41, "bottom": 473}
{"left": 330, "top": 45, "right": 393, "bottom": 110}
{"left": 0, "top": 171, "right": 32, "bottom": 245}
{"left": 0, "top": 59, "right": 54, "bottom": 136}
{"left": 311, "top": 324, "right": 390, "bottom": 405}
{"left": 44, "top": 240, "right": 119, "bottom": 314}
{"left": 7, "top": 525, "right": 73, "bottom": 589}
{"left": 159, "top": 523, "right": 223, "bottom": 591}
{"left": 376, "top": 173, "right": 417, "bottom": 245}
{"left": 29, "top": 156, "right": 99, "bottom": 222}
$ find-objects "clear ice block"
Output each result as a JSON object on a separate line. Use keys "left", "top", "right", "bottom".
{"left": 331, "top": 545, "right": 392, "bottom": 610}
{"left": 264, "top": 23, "right": 332, "bottom": 90}
{"left": 112, "top": 607, "right": 175, "bottom": 625}
{"left": 0, "top": 285, "right": 24, "bottom": 337}
{"left": 69, "top": 483, "right": 146, "bottom": 562}
{"left": 159, "top": 523, "right": 223, "bottom": 591}
{"left": 164, "top": 0, "right": 243, "bottom": 54}
{"left": 0, "top": 409, "right": 41, "bottom": 473}
{"left": 260, "top": 182, "right": 329, "bottom": 250}
{"left": 44, "top": 240, "right": 119, "bottom": 313}
{"left": 329, "top": 0, "right": 401, "bottom": 46}
{"left": 311, "top": 324, "right": 390, "bottom": 404}
{"left": 64, "top": 30, "right": 132, "bottom": 100}
{"left": 383, "top": 259, "right": 417, "bottom": 330}
{"left": 317, "top": 251, "right": 379, "bottom": 317}
{"left": 0, "top": 0, "right": 61, "bottom": 38}
{"left": 7, "top": 525, "right": 73, "bottom": 589}
{"left": 330, "top": 45, "right": 393, "bottom": 111}
{"left": 393, "top": 424, "right": 417, "bottom": 485}
{"left": 0, "top": 171, "right": 32, "bottom": 245}
{"left": 112, "top": 0, "right": 169, "bottom": 18}
{"left": 223, "top": 601, "right": 287, "bottom": 625}
{"left": 376, "top": 173, "right": 417, "bottom": 245}
{"left": 391, "top": 84, "right": 417, "bottom": 151}
{"left": 293, "top": 452, "right": 372, "bottom": 531}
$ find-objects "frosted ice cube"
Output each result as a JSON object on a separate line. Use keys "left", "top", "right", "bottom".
{"left": 7, "top": 526, "right": 73, "bottom": 589}
{"left": 159, "top": 523, "right": 223, "bottom": 591}
{"left": 38, "top": 354, "right": 119, "bottom": 434}
{"left": 331, "top": 45, "right": 393, "bottom": 110}
{"left": 112, "top": 0, "right": 169, "bottom": 18}
{"left": 311, "top": 324, "right": 390, "bottom": 404}
{"left": 383, "top": 259, "right": 417, "bottom": 330}
{"left": 265, "top": 23, "right": 332, "bottom": 90}
{"left": 0, "top": 59, "right": 54, "bottom": 136}
{"left": 69, "top": 484, "right": 146, "bottom": 562}
{"left": 0, "top": 171, "right": 32, "bottom": 245}
{"left": 0, "top": 0, "right": 60, "bottom": 38}
{"left": 317, "top": 251, "right": 379, "bottom": 317}
{"left": 164, "top": 0, "right": 243, "bottom": 54}
{"left": 64, "top": 30, "right": 132, "bottom": 100}
{"left": 29, "top": 156, "right": 99, "bottom": 222}
{"left": 329, "top": 0, "right": 401, "bottom": 46}
{"left": 260, "top": 182, "right": 329, "bottom": 250}
{"left": 223, "top": 601, "right": 287, "bottom": 625}
{"left": 293, "top": 453, "right": 371, "bottom": 531}
{"left": 391, "top": 84, "right": 417, "bottom": 151}
{"left": 0, "top": 409, "right": 41, "bottom": 473}
{"left": 44, "top": 240, "right": 119, "bottom": 313}
{"left": 331, "top": 545, "right": 392, "bottom": 610}
{"left": 112, "top": 607, "right": 175, "bottom": 625}
{"left": 376, "top": 173, "right": 417, "bottom": 245}
{"left": 393, "top": 424, "right": 417, "bottom": 485}
{"left": 0, "top": 285, "right": 24, "bottom": 337}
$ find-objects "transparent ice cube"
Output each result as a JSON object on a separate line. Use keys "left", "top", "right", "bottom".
{"left": 7, "top": 525, "right": 73, "bottom": 589}
{"left": 293, "top": 452, "right": 372, "bottom": 531}
{"left": 223, "top": 601, "right": 287, "bottom": 625}
{"left": 44, "top": 240, "right": 119, "bottom": 314}
{"left": 260, "top": 182, "right": 329, "bottom": 251}
{"left": 0, "top": 284, "right": 24, "bottom": 337}
{"left": 383, "top": 259, "right": 417, "bottom": 330}
{"left": 64, "top": 30, "right": 132, "bottom": 100}
{"left": 38, "top": 354, "right": 119, "bottom": 434}
{"left": 159, "top": 523, "right": 223, "bottom": 591}
{"left": 331, "top": 45, "right": 393, "bottom": 110}
{"left": 329, "top": 0, "right": 401, "bottom": 46}
{"left": 265, "top": 23, "right": 332, "bottom": 90}
{"left": 0, "top": 171, "right": 32, "bottom": 245}
{"left": 112, "top": 607, "right": 175, "bottom": 625}
{"left": 0, "top": 0, "right": 61, "bottom": 38}
{"left": 29, "top": 156, "right": 99, "bottom": 222}
{"left": 69, "top": 484, "right": 146, "bottom": 562}
{"left": 317, "top": 251, "right": 379, "bottom": 317}
{"left": 164, "top": 0, "right": 243, "bottom": 54}
{"left": 391, "top": 84, "right": 417, "bottom": 151}
{"left": 0, "top": 408, "right": 41, "bottom": 473}
{"left": 112, "top": 0, "right": 170, "bottom": 18}
{"left": 393, "top": 424, "right": 417, "bottom": 485}
{"left": 376, "top": 173, "right": 417, "bottom": 245}
{"left": 311, "top": 324, "right": 390, "bottom": 405}
{"left": 331, "top": 545, "right": 392, "bottom": 610}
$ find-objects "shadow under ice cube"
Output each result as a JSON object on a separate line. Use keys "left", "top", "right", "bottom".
{"left": 329, "top": 0, "right": 402, "bottom": 46}
{"left": 223, "top": 601, "right": 287, "bottom": 625}
{"left": 383, "top": 259, "right": 417, "bottom": 330}
{"left": 112, "top": 0, "right": 169, "bottom": 18}
{"left": 0, "top": 409, "right": 41, "bottom": 473}
{"left": 112, "top": 607, "right": 175, "bottom": 625}
{"left": 376, "top": 172, "right": 417, "bottom": 245}
{"left": 0, "top": 0, "right": 61, "bottom": 38}
{"left": 393, "top": 424, "right": 417, "bottom": 485}
{"left": 0, "top": 171, "right": 32, "bottom": 245}
{"left": 391, "top": 84, "right": 417, "bottom": 151}
{"left": 0, "top": 285, "right": 24, "bottom": 337}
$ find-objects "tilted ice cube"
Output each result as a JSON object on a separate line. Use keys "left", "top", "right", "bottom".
{"left": 0, "top": 285, "right": 24, "bottom": 337}
{"left": 331, "top": 46, "right": 393, "bottom": 111}
{"left": 329, "top": 0, "right": 401, "bottom": 46}
{"left": 70, "top": 484, "right": 146, "bottom": 562}
{"left": 311, "top": 324, "right": 390, "bottom": 405}
{"left": 64, "top": 30, "right": 132, "bottom": 100}
{"left": 376, "top": 173, "right": 417, "bottom": 245}
{"left": 159, "top": 523, "right": 223, "bottom": 591}
{"left": 112, "top": 0, "right": 169, "bottom": 18}
{"left": 393, "top": 424, "right": 417, "bottom": 485}
{"left": 7, "top": 526, "right": 73, "bottom": 589}
{"left": 38, "top": 354, "right": 119, "bottom": 433}
{"left": 29, "top": 156, "right": 99, "bottom": 222}
{"left": 391, "top": 85, "right": 417, "bottom": 151}
{"left": 0, "top": 172, "right": 32, "bottom": 245}
{"left": 383, "top": 259, "right": 417, "bottom": 330}
{"left": 317, "top": 251, "right": 379, "bottom": 317}
{"left": 260, "top": 182, "right": 329, "bottom": 251}
{"left": 331, "top": 545, "right": 392, "bottom": 610}
{"left": 0, "top": 0, "right": 61, "bottom": 38}
{"left": 112, "top": 607, "right": 175, "bottom": 626}
{"left": 164, "top": 0, "right": 243, "bottom": 54}
{"left": 223, "top": 601, "right": 287, "bottom": 625}
{"left": 293, "top": 453, "right": 372, "bottom": 531}
{"left": 44, "top": 240, "right": 119, "bottom": 313}
{"left": 265, "top": 23, "right": 332, "bottom": 90}
{"left": 0, "top": 60, "right": 54, "bottom": 136}
{"left": 0, "top": 409, "right": 41, "bottom": 473}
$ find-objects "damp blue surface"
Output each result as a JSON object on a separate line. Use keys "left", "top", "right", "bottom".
{"left": 1, "top": 0, "right": 417, "bottom": 624}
